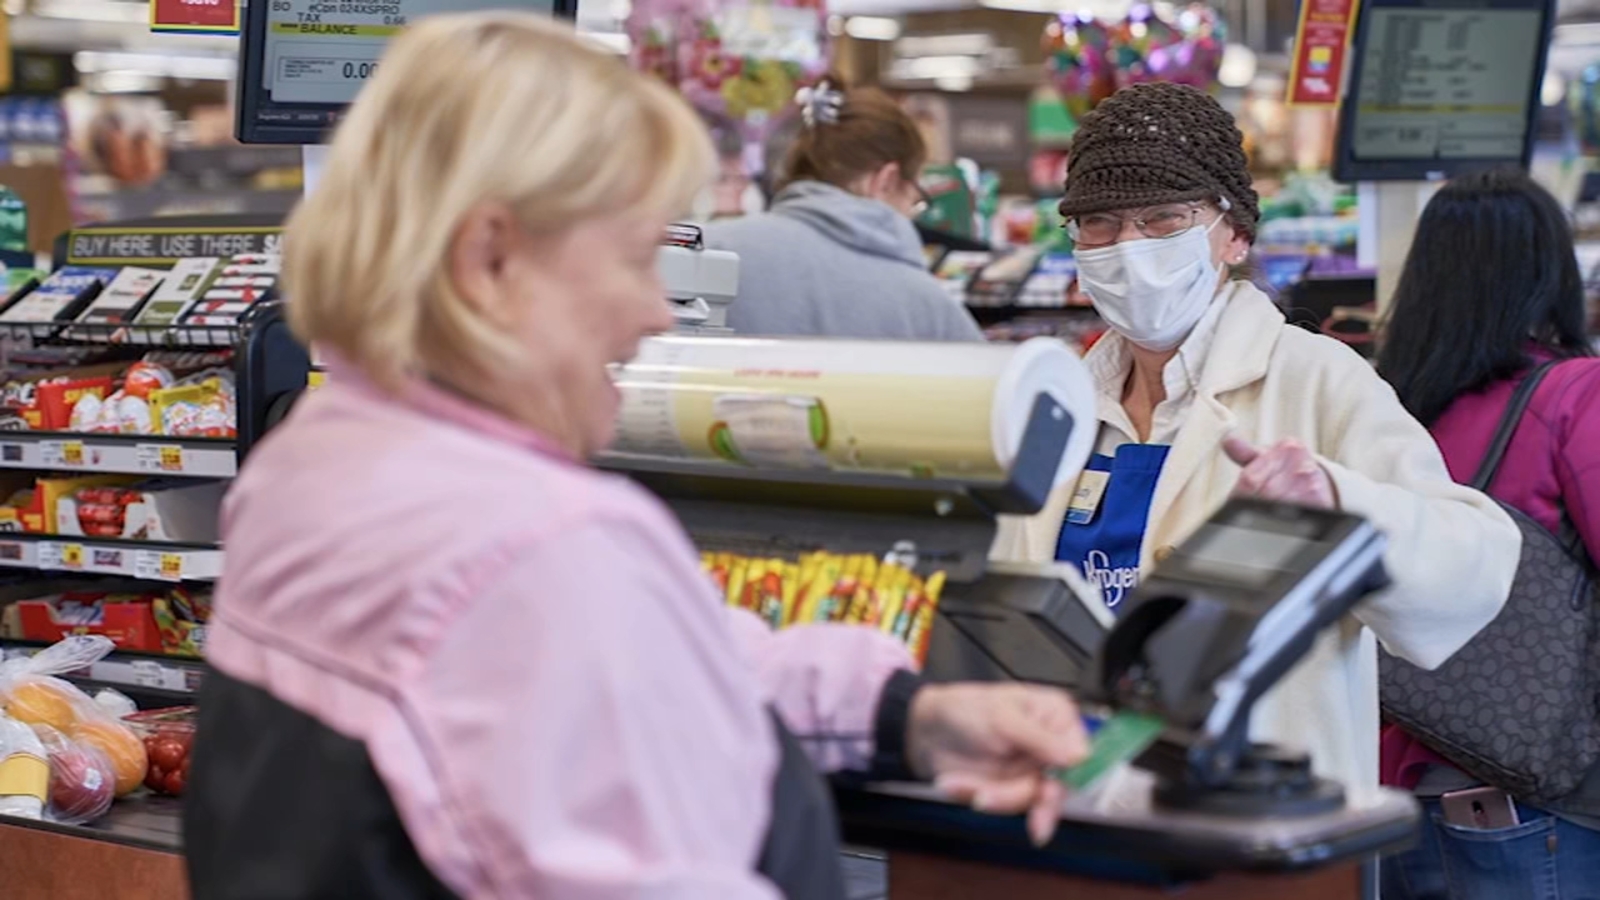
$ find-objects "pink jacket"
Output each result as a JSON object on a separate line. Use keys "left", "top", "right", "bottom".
{"left": 1429, "top": 357, "right": 1600, "bottom": 557}
{"left": 1381, "top": 356, "right": 1600, "bottom": 789}
{"left": 207, "top": 360, "right": 915, "bottom": 899}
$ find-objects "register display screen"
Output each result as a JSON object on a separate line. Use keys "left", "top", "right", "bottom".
{"left": 237, "top": 0, "right": 573, "bottom": 144}
{"left": 1176, "top": 523, "right": 1316, "bottom": 590}
{"left": 1334, "top": 0, "right": 1552, "bottom": 181}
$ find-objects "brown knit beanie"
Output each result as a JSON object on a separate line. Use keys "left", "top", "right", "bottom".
{"left": 1060, "top": 82, "right": 1259, "bottom": 239}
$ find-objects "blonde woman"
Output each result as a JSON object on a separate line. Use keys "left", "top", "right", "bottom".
{"left": 182, "top": 14, "right": 1089, "bottom": 900}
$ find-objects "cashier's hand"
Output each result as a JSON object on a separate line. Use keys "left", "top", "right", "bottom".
{"left": 1223, "top": 436, "right": 1337, "bottom": 509}
{"left": 907, "top": 683, "right": 1090, "bottom": 846}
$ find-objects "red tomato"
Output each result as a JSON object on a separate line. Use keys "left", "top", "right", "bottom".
{"left": 163, "top": 768, "right": 186, "bottom": 796}
{"left": 150, "top": 740, "right": 185, "bottom": 772}
{"left": 145, "top": 765, "right": 165, "bottom": 792}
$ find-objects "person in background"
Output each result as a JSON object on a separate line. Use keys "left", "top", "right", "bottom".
{"left": 991, "top": 82, "right": 1518, "bottom": 801}
{"left": 705, "top": 77, "right": 984, "bottom": 341}
{"left": 182, "top": 15, "right": 1090, "bottom": 899}
{"left": 1378, "top": 167, "right": 1600, "bottom": 900}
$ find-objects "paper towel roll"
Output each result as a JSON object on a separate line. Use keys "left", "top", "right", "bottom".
{"left": 607, "top": 335, "right": 1096, "bottom": 487}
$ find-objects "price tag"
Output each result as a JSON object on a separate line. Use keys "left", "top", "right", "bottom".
{"left": 134, "top": 550, "right": 184, "bottom": 582}
{"left": 137, "top": 444, "right": 185, "bottom": 473}
{"left": 39, "top": 441, "right": 85, "bottom": 468}
{"left": 129, "top": 660, "right": 165, "bottom": 689}
{"left": 42, "top": 441, "right": 88, "bottom": 467}
{"left": 60, "top": 543, "right": 84, "bottom": 570}
{"left": 37, "top": 543, "right": 63, "bottom": 570}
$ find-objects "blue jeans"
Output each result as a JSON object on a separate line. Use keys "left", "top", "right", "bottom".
{"left": 1382, "top": 799, "right": 1600, "bottom": 900}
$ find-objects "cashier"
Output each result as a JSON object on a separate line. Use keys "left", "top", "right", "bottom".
{"left": 992, "top": 82, "right": 1519, "bottom": 794}
{"left": 183, "top": 14, "right": 1089, "bottom": 900}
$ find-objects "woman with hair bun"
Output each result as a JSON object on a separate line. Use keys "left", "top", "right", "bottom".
{"left": 705, "top": 76, "right": 983, "bottom": 341}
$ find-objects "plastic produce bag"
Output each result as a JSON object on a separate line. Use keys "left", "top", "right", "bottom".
{"left": 93, "top": 688, "right": 137, "bottom": 720}
{"left": 128, "top": 706, "right": 195, "bottom": 797}
{"left": 0, "top": 713, "right": 47, "bottom": 820}
{"left": 0, "top": 636, "right": 147, "bottom": 796}
{"left": 32, "top": 724, "right": 114, "bottom": 825}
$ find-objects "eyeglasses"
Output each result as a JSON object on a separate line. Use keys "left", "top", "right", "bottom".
{"left": 908, "top": 181, "right": 933, "bottom": 218}
{"left": 1066, "top": 198, "right": 1231, "bottom": 248}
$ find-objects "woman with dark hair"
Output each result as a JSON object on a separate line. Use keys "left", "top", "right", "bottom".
{"left": 1378, "top": 167, "right": 1600, "bottom": 899}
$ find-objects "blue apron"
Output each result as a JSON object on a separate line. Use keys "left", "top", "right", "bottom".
{"left": 1054, "top": 443, "right": 1171, "bottom": 612}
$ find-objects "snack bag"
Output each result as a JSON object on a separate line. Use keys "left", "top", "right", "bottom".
{"left": 32, "top": 724, "right": 114, "bottom": 825}
{"left": 0, "top": 636, "right": 146, "bottom": 797}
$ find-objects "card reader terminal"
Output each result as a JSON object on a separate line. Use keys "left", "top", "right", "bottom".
{"left": 1085, "top": 498, "right": 1391, "bottom": 817}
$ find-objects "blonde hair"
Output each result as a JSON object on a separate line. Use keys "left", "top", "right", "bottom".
{"left": 285, "top": 13, "right": 715, "bottom": 391}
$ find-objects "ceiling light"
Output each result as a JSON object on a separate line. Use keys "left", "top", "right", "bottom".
{"left": 75, "top": 50, "right": 236, "bottom": 80}
{"left": 845, "top": 16, "right": 901, "bottom": 41}
{"left": 893, "top": 33, "right": 992, "bottom": 58}
{"left": 33, "top": 0, "right": 147, "bottom": 23}
{"left": 896, "top": 55, "right": 983, "bottom": 80}
{"left": 1554, "top": 22, "right": 1600, "bottom": 45}
{"left": 93, "top": 70, "right": 163, "bottom": 93}
{"left": 979, "top": 0, "right": 1132, "bottom": 17}
{"left": 935, "top": 74, "right": 974, "bottom": 92}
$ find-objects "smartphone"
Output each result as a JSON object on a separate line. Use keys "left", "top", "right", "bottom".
{"left": 1439, "top": 787, "right": 1519, "bottom": 830}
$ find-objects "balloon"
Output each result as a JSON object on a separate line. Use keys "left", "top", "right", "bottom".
{"left": 1174, "top": 3, "right": 1226, "bottom": 89}
{"left": 1176, "top": 3, "right": 1227, "bottom": 44}
{"left": 624, "top": 0, "right": 702, "bottom": 86}
{"left": 1040, "top": 5, "right": 1228, "bottom": 115}
{"left": 1042, "top": 13, "right": 1113, "bottom": 119}
{"left": 674, "top": 0, "right": 831, "bottom": 175}
{"left": 1113, "top": 3, "right": 1183, "bottom": 88}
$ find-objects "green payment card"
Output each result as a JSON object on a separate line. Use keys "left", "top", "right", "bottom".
{"left": 1056, "top": 711, "right": 1165, "bottom": 792}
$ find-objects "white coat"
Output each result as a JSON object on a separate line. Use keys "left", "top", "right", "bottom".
{"left": 993, "top": 281, "right": 1519, "bottom": 797}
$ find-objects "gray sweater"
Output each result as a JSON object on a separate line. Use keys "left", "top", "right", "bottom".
{"left": 704, "top": 181, "right": 984, "bottom": 341}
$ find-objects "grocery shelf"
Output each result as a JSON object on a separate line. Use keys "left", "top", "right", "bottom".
{"left": 0, "top": 321, "right": 240, "bottom": 348}
{"left": 0, "top": 639, "right": 206, "bottom": 695}
{"left": 0, "top": 433, "right": 236, "bottom": 478}
{"left": 0, "top": 535, "right": 221, "bottom": 582}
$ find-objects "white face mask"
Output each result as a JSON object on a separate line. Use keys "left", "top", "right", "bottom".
{"left": 1074, "top": 218, "right": 1223, "bottom": 352}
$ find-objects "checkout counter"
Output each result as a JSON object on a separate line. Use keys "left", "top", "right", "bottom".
{"left": 600, "top": 320, "right": 1417, "bottom": 898}
{"left": 0, "top": 227, "right": 1417, "bottom": 899}
{"left": 603, "top": 237, "right": 1417, "bottom": 897}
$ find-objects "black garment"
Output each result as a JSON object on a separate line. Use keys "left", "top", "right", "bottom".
{"left": 184, "top": 673, "right": 457, "bottom": 900}
{"left": 185, "top": 669, "right": 923, "bottom": 899}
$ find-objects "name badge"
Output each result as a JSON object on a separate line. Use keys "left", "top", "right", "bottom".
{"left": 1066, "top": 470, "right": 1110, "bottom": 526}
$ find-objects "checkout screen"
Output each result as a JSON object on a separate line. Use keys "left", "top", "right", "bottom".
{"left": 1178, "top": 523, "right": 1311, "bottom": 589}
{"left": 263, "top": 0, "right": 560, "bottom": 106}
